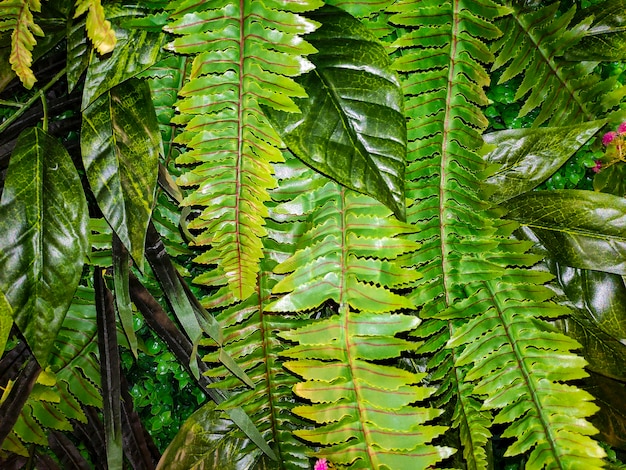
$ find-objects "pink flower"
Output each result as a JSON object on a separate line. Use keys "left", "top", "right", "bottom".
{"left": 603, "top": 131, "right": 617, "bottom": 145}
{"left": 314, "top": 458, "right": 328, "bottom": 470}
{"left": 618, "top": 122, "right": 626, "bottom": 134}
{"left": 592, "top": 160, "right": 603, "bottom": 173}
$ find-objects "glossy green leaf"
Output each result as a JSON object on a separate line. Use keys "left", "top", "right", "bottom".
{"left": 0, "top": 291, "right": 12, "bottom": 358}
{"left": 482, "top": 121, "right": 605, "bottom": 203}
{"left": 594, "top": 163, "right": 626, "bottom": 197}
{"left": 264, "top": 5, "right": 407, "bottom": 220}
{"left": 156, "top": 402, "right": 277, "bottom": 470}
{"left": 506, "top": 190, "right": 626, "bottom": 274}
{"left": 112, "top": 234, "right": 138, "bottom": 358}
{"left": 583, "top": 373, "right": 626, "bottom": 451}
{"left": 566, "top": 0, "right": 626, "bottom": 62}
{"left": 0, "top": 127, "right": 89, "bottom": 366}
{"left": 81, "top": 2, "right": 166, "bottom": 109}
{"left": 81, "top": 78, "right": 160, "bottom": 270}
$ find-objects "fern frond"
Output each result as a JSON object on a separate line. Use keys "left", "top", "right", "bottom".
{"left": 447, "top": 277, "right": 607, "bottom": 467}
{"left": 263, "top": 162, "right": 451, "bottom": 468}
{"left": 387, "top": 0, "right": 605, "bottom": 467}
{"left": 199, "top": 155, "right": 321, "bottom": 468}
{"left": 74, "top": 0, "right": 116, "bottom": 54}
{"left": 492, "top": 1, "right": 626, "bottom": 126}
{"left": 4, "top": 286, "right": 102, "bottom": 454}
{"left": 165, "top": 0, "right": 321, "bottom": 302}
{"left": 0, "top": 0, "right": 43, "bottom": 89}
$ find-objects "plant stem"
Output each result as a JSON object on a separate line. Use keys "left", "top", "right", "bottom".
{"left": 0, "top": 67, "right": 66, "bottom": 135}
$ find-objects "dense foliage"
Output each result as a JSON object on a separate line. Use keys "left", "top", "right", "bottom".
{"left": 1, "top": 0, "right": 626, "bottom": 468}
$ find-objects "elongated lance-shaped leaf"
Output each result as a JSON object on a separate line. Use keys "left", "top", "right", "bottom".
{"left": 264, "top": 5, "right": 407, "bottom": 220}
{"left": 0, "top": 0, "right": 43, "bottom": 89}
{"left": 0, "top": 291, "right": 12, "bottom": 359}
{"left": 165, "top": 0, "right": 321, "bottom": 302}
{"left": 491, "top": 1, "right": 626, "bottom": 126}
{"left": 264, "top": 163, "right": 451, "bottom": 468}
{"left": 0, "top": 127, "right": 89, "bottom": 367}
{"left": 81, "top": 78, "right": 160, "bottom": 271}
{"left": 197, "top": 155, "right": 324, "bottom": 469}
{"left": 113, "top": 234, "right": 137, "bottom": 358}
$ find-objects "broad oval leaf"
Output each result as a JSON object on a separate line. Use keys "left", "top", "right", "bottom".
{"left": 506, "top": 190, "right": 626, "bottom": 274}
{"left": 157, "top": 402, "right": 277, "bottom": 470}
{"left": 264, "top": 5, "right": 407, "bottom": 220}
{"left": 482, "top": 121, "right": 605, "bottom": 203}
{"left": 0, "top": 127, "right": 89, "bottom": 366}
{"left": 81, "top": 78, "right": 160, "bottom": 270}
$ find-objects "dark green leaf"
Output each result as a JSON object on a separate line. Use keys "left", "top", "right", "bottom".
{"left": 482, "top": 121, "right": 605, "bottom": 203}
{"left": 81, "top": 2, "right": 167, "bottom": 109}
{"left": 583, "top": 373, "right": 626, "bottom": 451}
{"left": 156, "top": 402, "right": 278, "bottom": 470}
{"left": 594, "top": 163, "right": 626, "bottom": 197}
{"left": 264, "top": 5, "right": 407, "bottom": 220}
{"left": 566, "top": 0, "right": 626, "bottom": 61}
{"left": 0, "top": 128, "right": 89, "bottom": 366}
{"left": 81, "top": 78, "right": 160, "bottom": 270}
{"left": 113, "top": 234, "right": 138, "bottom": 358}
{"left": 506, "top": 190, "right": 626, "bottom": 274}
{"left": 95, "top": 269, "right": 123, "bottom": 470}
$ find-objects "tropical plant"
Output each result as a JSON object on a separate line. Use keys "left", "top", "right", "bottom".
{"left": 0, "top": 0, "right": 625, "bottom": 468}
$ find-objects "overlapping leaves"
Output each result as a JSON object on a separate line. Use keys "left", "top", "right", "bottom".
{"left": 265, "top": 158, "right": 450, "bottom": 469}
{"left": 491, "top": 1, "right": 626, "bottom": 126}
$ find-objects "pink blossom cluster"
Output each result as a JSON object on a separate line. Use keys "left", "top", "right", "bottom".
{"left": 602, "top": 122, "right": 626, "bottom": 145}
{"left": 314, "top": 458, "right": 328, "bottom": 470}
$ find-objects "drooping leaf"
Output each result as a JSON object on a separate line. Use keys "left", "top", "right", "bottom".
{"left": 505, "top": 190, "right": 626, "bottom": 274}
{"left": 264, "top": 5, "right": 407, "bottom": 220}
{"left": 94, "top": 269, "right": 123, "bottom": 470}
{"left": 481, "top": 121, "right": 605, "bottom": 203}
{"left": 112, "top": 234, "right": 137, "bottom": 358}
{"left": 0, "top": 127, "right": 89, "bottom": 366}
{"left": 81, "top": 1, "right": 166, "bottom": 109}
{"left": 167, "top": 0, "right": 321, "bottom": 302}
{"left": 73, "top": 0, "right": 116, "bottom": 55}
{"left": 81, "top": 78, "right": 160, "bottom": 270}
{"left": 565, "top": 0, "right": 626, "bottom": 62}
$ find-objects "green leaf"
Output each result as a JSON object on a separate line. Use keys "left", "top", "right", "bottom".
{"left": 482, "top": 121, "right": 605, "bottom": 203}
{"left": 81, "top": 1, "right": 166, "bottom": 109}
{"left": 81, "top": 78, "right": 160, "bottom": 270}
{"left": 112, "top": 234, "right": 138, "bottom": 358}
{"left": 0, "top": 127, "right": 89, "bottom": 366}
{"left": 0, "top": 291, "right": 12, "bottom": 358}
{"left": 505, "top": 190, "right": 626, "bottom": 274}
{"left": 264, "top": 5, "right": 407, "bottom": 220}
{"left": 156, "top": 401, "right": 277, "bottom": 470}
{"left": 565, "top": 0, "right": 626, "bottom": 62}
